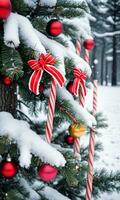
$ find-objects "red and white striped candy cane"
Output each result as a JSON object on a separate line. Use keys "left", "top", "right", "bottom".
{"left": 45, "top": 79, "right": 57, "bottom": 144}
{"left": 74, "top": 39, "right": 84, "bottom": 155}
{"left": 76, "top": 39, "right": 81, "bottom": 56}
{"left": 85, "top": 80, "right": 98, "bottom": 200}
{"left": 84, "top": 49, "right": 90, "bottom": 63}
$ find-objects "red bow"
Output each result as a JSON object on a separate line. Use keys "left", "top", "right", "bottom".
{"left": 72, "top": 68, "right": 87, "bottom": 96}
{"left": 28, "top": 53, "right": 65, "bottom": 95}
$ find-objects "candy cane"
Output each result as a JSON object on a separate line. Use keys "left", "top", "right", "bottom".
{"left": 74, "top": 39, "right": 83, "bottom": 155}
{"left": 84, "top": 49, "right": 90, "bottom": 63}
{"left": 76, "top": 39, "right": 81, "bottom": 56}
{"left": 85, "top": 80, "right": 98, "bottom": 200}
{"left": 45, "top": 79, "right": 57, "bottom": 144}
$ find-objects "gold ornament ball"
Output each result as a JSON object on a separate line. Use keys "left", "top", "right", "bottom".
{"left": 68, "top": 123, "right": 86, "bottom": 138}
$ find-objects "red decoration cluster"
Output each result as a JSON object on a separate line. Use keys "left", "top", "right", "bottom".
{"left": 64, "top": 135, "right": 75, "bottom": 145}
{"left": 0, "top": 0, "right": 12, "bottom": 20}
{"left": 84, "top": 39, "right": 94, "bottom": 50}
{"left": 38, "top": 164, "right": 58, "bottom": 181}
{"left": 66, "top": 81, "right": 74, "bottom": 95}
{"left": 0, "top": 160, "right": 18, "bottom": 178}
{"left": 46, "top": 19, "right": 63, "bottom": 37}
{"left": 3, "top": 76, "right": 12, "bottom": 85}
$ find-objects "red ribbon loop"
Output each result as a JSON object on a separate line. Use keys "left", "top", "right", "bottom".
{"left": 28, "top": 53, "right": 65, "bottom": 95}
{"left": 72, "top": 68, "right": 87, "bottom": 96}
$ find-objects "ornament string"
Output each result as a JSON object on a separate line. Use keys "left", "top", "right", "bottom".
{"left": 85, "top": 80, "right": 97, "bottom": 200}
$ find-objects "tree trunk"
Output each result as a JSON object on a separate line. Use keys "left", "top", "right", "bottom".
{"left": 112, "top": 0, "right": 117, "bottom": 86}
{"left": 0, "top": 79, "right": 17, "bottom": 117}
{"left": 105, "top": 60, "right": 108, "bottom": 86}
{"left": 101, "top": 39, "right": 105, "bottom": 85}
{"left": 112, "top": 36, "right": 117, "bottom": 86}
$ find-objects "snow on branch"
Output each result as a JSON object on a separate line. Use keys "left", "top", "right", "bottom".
{"left": 4, "top": 13, "right": 46, "bottom": 53}
{"left": 0, "top": 112, "right": 66, "bottom": 168}
{"left": 94, "top": 30, "right": 120, "bottom": 38}
{"left": 32, "top": 180, "right": 71, "bottom": 200}
{"left": 35, "top": 30, "right": 92, "bottom": 77}
{"left": 40, "top": 186, "right": 71, "bottom": 200}
{"left": 57, "top": 87, "right": 96, "bottom": 128}
{"left": 4, "top": 13, "right": 20, "bottom": 48}
{"left": 23, "top": 0, "right": 37, "bottom": 7}
{"left": 40, "top": 0, "right": 57, "bottom": 7}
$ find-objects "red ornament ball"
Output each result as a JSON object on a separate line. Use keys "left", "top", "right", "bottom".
{"left": 66, "top": 81, "right": 74, "bottom": 95}
{"left": 3, "top": 76, "right": 12, "bottom": 85}
{"left": 64, "top": 135, "right": 75, "bottom": 145}
{"left": 38, "top": 164, "right": 58, "bottom": 181}
{"left": 0, "top": 160, "right": 18, "bottom": 178}
{"left": 46, "top": 19, "right": 63, "bottom": 37}
{"left": 0, "top": 0, "right": 12, "bottom": 20}
{"left": 84, "top": 39, "right": 94, "bottom": 50}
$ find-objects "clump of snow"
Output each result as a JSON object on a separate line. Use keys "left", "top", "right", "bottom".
{"left": 0, "top": 112, "right": 66, "bottom": 168}
{"left": 4, "top": 13, "right": 46, "bottom": 53}
{"left": 64, "top": 14, "right": 92, "bottom": 40}
{"left": 23, "top": 0, "right": 37, "bottom": 7}
{"left": 20, "top": 178, "right": 40, "bottom": 200}
{"left": 56, "top": 86, "right": 96, "bottom": 127}
{"left": 33, "top": 180, "right": 71, "bottom": 200}
{"left": 40, "top": 0, "right": 57, "bottom": 7}
{"left": 40, "top": 186, "right": 71, "bottom": 200}
{"left": 4, "top": 13, "right": 20, "bottom": 48}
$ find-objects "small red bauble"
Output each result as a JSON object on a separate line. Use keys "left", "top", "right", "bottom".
{"left": 84, "top": 39, "right": 94, "bottom": 50}
{"left": 38, "top": 164, "right": 58, "bottom": 181}
{"left": 39, "top": 83, "right": 44, "bottom": 93}
{"left": 66, "top": 81, "right": 74, "bottom": 95}
{"left": 0, "top": 160, "right": 18, "bottom": 178}
{"left": 64, "top": 135, "right": 75, "bottom": 145}
{"left": 0, "top": 0, "right": 12, "bottom": 20}
{"left": 46, "top": 19, "right": 63, "bottom": 37}
{"left": 3, "top": 76, "right": 12, "bottom": 85}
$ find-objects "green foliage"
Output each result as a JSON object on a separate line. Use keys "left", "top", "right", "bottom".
{"left": 0, "top": 45, "right": 23, "bottom": 80}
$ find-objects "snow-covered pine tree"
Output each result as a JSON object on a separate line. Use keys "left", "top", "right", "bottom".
{"left": 0, "top": 0, "right": 120, "bottom": 200}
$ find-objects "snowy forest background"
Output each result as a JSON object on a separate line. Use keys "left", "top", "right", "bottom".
{"left": 88, "top": 0, "right": 120, "bottom": 86}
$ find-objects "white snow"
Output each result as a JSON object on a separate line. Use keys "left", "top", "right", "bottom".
{"left": 40, "top": 0, "right": 57, "bottom": 7}
{"left": 20, "top": 178, "right": 40, "bottom": 200}
{"left": 94, "top": 30, "right": 120, "bottom": 38}
{"left": 40, "top": 186, "right": 71, "bottom": 200}
{"left": 4, "top": 13, "right": 46, "bottom": 53}
{"left": 32, "top": 180, "right": 71, "bottom": 200}
{"left": 97, "top": 86, "right": 120, "bottom": 199}
{"left": 85, "top": 86, "right": 120, "bottom": 200}
{"left": 64, "top": 15, "right": 92, "bottom": 40}
{"left": 4, "top": 13, "right": 20, "bottom": 48}
{"left": 57, "top": 86, "right": 96, "bottom": 128}
{"left": 23, "top": 0, "right": 37, "bottom": 7}
{"left": 0, "top": 112, "right": 66, "bottom": 168}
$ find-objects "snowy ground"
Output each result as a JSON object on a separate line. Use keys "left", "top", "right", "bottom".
{"left": 94, "top": 86, "right": 120, "bottom": 200}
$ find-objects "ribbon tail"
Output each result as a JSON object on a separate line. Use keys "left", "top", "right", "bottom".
{"left": 29, "top": 70, "right": 43, "bottom": 95}
{"left": 45, "top": 65, "right": 65, "bottom": 87}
